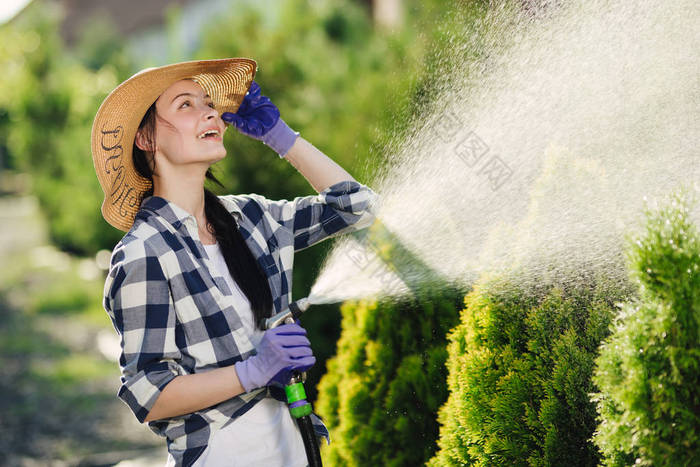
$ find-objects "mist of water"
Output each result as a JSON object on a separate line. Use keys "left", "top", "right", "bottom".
{"left": 308, "top": 0, "right": 700, "bottom": 306}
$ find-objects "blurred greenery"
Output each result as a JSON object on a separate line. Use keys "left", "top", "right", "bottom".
{"left": 0, "top": 0, "right": 482, "bottom": 462}
{"left": 0, "top": 0, "right": 129, "bottom": 253}
{"left": 0, "top": 198, "right": 161, "bottom": 462}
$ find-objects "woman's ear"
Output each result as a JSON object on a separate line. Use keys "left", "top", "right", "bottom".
{"left": 134, "top": 129, "right": 154, "bottom": 152}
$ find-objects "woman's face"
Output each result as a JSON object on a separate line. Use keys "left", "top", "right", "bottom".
{"left": 144, "top": 79, "right": 228, "bottom": 170}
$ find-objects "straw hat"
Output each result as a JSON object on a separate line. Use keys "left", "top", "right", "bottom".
{"left": 91, "top": 58, "right": 257, "bottom": 232}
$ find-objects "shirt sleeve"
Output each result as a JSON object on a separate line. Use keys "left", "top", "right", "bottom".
{"left": 103, "top": 239, "right": 185, "bottom": 423}
{"left": 248, "top": 179, "right": 380, "bottom": 251}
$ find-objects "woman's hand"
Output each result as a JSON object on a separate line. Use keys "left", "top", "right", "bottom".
{"left": 221, "top": 81, "right": 299, "bottom": 157}
{"left": 233, "top": 323, "right": 316, "bottom": 393}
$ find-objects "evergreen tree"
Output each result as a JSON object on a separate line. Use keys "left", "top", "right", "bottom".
{"left": 430, "top": 142, "right": 637, "bottom": 465}
{"left": 316, "top": 288, "right": 464, "bottom": 466}
{"left": 592, "top": 191, "right": 700, "bottom": 466}
{"left": 429, "top": 270, "right": 630, "bottom": 466}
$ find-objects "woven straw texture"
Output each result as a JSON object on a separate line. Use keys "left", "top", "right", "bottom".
{"left": 91, "top": 58, "right": 257, "bottom": 231}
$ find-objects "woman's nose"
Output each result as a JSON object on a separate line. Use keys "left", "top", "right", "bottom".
{"left": 201, "top": 103, "right": 219, "bottom": 120}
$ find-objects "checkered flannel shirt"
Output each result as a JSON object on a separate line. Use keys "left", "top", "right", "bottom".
{"left": 103, "top": 180, "right": 378, "bottom": 467}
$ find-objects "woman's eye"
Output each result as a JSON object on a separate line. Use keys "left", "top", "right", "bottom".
{"left": 208, "top": 102, "right": 215, "bottom": 109}
{"left": 180, "top": 101, "right": 190, "bottom": 108}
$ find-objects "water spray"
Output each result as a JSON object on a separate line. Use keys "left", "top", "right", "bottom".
{"left": 265, "top": 297, "right": 322, "bottom": 467}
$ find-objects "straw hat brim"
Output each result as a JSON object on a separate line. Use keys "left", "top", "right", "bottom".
{"left": 91, "top": 58, "right": 257, "bottom": 232}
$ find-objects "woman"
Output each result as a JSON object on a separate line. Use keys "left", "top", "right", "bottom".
{"left": 91, "top": 58, "right": 377, "bottom": 466}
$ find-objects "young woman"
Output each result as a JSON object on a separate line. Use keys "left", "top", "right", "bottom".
{"left": 91, "top": 58, "right": 377, "bottom": 466}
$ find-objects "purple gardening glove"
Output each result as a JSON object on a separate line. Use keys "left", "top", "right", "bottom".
{"left": 221, "top": 81, "right": 299, "bottom": 158}
{"left": 234, "top": 323, "right": 315, "bottom": 393}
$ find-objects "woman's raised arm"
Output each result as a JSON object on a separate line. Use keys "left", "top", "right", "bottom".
{"left": 221, "top": 81, "right": 357, "bottom": 192}
{"left": 283, "top": 136, "right": 356, "bottom": 192}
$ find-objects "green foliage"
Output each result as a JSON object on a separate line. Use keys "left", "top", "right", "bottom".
{"left": 197, "top": 0, "right": 430, "bottom": 195}
{"left": 316, "top": 289, "right": 463, "bottom": 466}
{"left": 72, "top": 14, "right": 135, "bottom": 78}
{"left": 592, "top": 191, "right": 700, "bottom": 466}
{"left": 429, "top": 271, "right": 630, "bottom": 467}
{"left": 0, "top": 0, "right": 444, "bottom": 255}
{"left": 0, "top": 1, "right": 126, "bottom": 253}
{"left": 0, "top": 0, "right": 472, "bottom": 406}
{"left": 194, "top": 0, "right": 470, "bottom": 400}
{"left": 428, "top": 136, "right": 637, "bottom": 465}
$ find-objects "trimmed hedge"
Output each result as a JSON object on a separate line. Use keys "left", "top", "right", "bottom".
{"left": 592, "top": 192, "right": 700, "bottom": 466}
{"left": 316, "top": 289, "right": 463, "bottom": 466}
{"left": 429, "top": 271, "right": 631, "bottom": 466}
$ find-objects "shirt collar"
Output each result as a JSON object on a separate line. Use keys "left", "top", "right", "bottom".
{"left": 140, "top": 195, "right": 243, "bottom": 231}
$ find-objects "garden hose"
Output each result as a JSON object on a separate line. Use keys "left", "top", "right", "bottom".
{"left": 265, "top": 298, "right": 322, "bottom": 467}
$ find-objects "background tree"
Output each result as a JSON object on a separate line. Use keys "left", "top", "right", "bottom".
{"left": 0, "top": 0, "right": 474, "bottom": 400}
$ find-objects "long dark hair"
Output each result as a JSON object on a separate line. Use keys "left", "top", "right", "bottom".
{"left": 133, "top": 101, "right": 273, "bottom": 329}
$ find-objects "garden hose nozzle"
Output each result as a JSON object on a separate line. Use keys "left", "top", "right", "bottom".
{"left": 264, "top": 297, "right": 311, "bottom": 329}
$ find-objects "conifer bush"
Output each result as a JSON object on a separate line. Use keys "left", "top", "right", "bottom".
{"left": 592, "top": 192, "right": 700, "bottom": 466}
{"left": 429, "top": 271, "right": 632, "bottom": 466}
{"left": 316, "top": 289, "right": 463, "bottom": 467}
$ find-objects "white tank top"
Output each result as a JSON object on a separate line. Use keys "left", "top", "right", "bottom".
{"left": 184, "top": 242, "right": 308, "bottom": 467}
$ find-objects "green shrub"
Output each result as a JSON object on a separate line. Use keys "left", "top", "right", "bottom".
{"left": 429, "top": 271, "right": 631, "bottom": 466}
{"left": 592, "top": 191, "right": 700, "bottom": 466}
{"left": 0, "top": 2, "right": 125, "bottom": 253}
{"left": 428, "top": 134, "right": 641, "bottom": 465}
{"left": 316, "top": 289, "right": 463, "bottom": 466}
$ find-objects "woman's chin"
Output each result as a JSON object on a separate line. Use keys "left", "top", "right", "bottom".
{"left": 207, "top": 148, "right": 227, "bottom": 164}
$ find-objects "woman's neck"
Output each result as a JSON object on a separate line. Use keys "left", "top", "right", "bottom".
{"left": 152, "top": 168, "right": 215, "bottom": 243}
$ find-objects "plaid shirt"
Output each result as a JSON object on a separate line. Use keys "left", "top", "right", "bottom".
{"left": 103, "top": 180, "right": 378, "bottom": 466}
